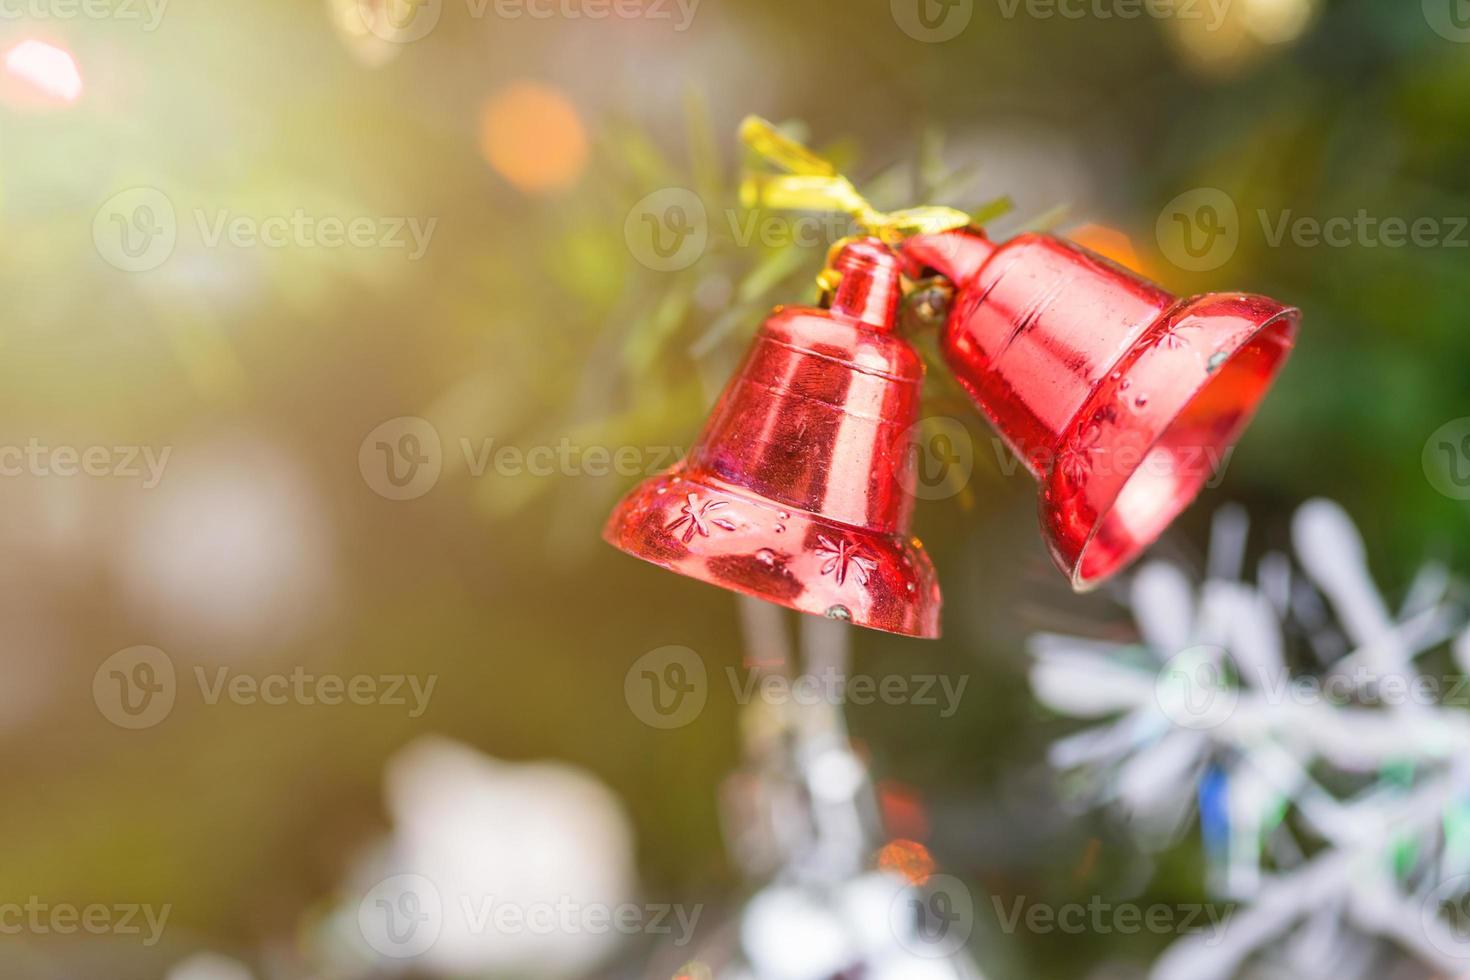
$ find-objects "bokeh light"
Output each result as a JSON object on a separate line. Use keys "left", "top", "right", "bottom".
{"left": 479, "top": 81, "right": 589, "bottom": 194}
{"left": 323, "top": 0, "right": 401, "bottom": 68}
{"left": 342, "top": 736, "right": 638, "bottom": 976}
{"left": 1242, "top": 0, "right": 1319, "bottom": 43}
{"left": 1163, "top": 0, "right": 1319, "bottom": 76}
{"left": 165, "top": 953, "right": 255, "bottom": 980}
{"left": 876, "top": 839, "right": 936, "bottom": 885}
{"left": 3, "top": 39, "right": 82, "bottom": 106}
{"left": 115, "top": 436, "right": 335, "bottom": 652}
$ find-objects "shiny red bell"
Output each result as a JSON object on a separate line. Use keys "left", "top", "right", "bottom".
{"left": 899, "top": 228, "right": 1298, "bottom": 591}
{"left": 604, "top": 238, "right": 941, "bottom": 638}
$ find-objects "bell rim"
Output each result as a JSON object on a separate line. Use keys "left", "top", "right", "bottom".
{"left": 603, "top": 468, "right": 942, "bottom": 639}
{"left": 1041, "top": 296, "right": 1300, "bottom": 592}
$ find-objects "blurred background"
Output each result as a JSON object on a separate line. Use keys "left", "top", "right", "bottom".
{"left": 2, "top": 0, "right": 1469, "bottom": 977}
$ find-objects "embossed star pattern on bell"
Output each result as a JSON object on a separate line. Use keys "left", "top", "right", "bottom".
{"left": 603, "top": 238, "right": 942, "bottom": 638}
{"left": 899, "top": 227, "right": 1298, "bottom": 590}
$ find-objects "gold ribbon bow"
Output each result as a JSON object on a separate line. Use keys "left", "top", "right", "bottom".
{"left": 738, "top": 116, "right": 975, "bottom": 246}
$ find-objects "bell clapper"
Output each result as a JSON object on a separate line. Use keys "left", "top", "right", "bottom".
{"left": 898, "top": 274, "right": 955, "bottom": 335}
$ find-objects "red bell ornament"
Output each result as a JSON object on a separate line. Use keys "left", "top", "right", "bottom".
{"left": 899, "top": 228, "right": 1298, "bottom": 591}
{"left": 603, "top": 239, "right": 942, "bottom": 638}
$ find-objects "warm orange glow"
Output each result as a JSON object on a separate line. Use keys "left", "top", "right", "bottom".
{"left": 1069, "top": 223, "right": 1147, "bottom": 277}
{"left": 877, "top": 779, "right": 931, "bottom": 841}
{"left": 878, "top": 838, "right": 936, "bottom": 885}
{"left": 4, "top": 40, "right": 82, "bottom": 105}
{"left": 479, "top": 82, "right": 588, "bottom": 194}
